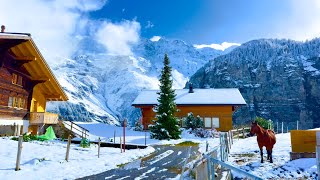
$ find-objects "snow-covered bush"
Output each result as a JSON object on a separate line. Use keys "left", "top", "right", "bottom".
{"left": 191, "top": 128, "right": 219, "bottom": 138}
{"left": 183, "top": 112, "right": 204, "bottom": 130}
{"left": 133, "top": 120, "right": 144, "bottom": 131}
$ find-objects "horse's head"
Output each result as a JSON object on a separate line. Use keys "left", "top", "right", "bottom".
{"left": 249, "top": 121, "right": 259, "bottom": 136}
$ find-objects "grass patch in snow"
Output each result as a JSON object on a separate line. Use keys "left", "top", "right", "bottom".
{"left": 176, "top": 141, "right": 199, "bottom": 147}
{"left": 116, "top": 162, "right": 130, "bottom": 168}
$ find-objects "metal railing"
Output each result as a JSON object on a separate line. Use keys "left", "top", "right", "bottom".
{"left": 205, "top": 132, "right": 262, "bottom": 180}
{"left": 206, "top": 156, "right": 263, "bottom": 180}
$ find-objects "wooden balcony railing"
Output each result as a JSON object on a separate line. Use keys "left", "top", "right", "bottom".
{"left": 30, "top": 112, "right": 59, "bottom": 124}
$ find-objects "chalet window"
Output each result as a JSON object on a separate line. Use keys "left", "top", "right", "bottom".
{"left": 19, "top": 98, "right": 25, "bottom": 109}
{"left": 204, "top": 117, "right": 211, "bottom": 128}
{"left": 12, "top": 73, "right": 17, "bottom": 84}
{"left": 13, "top": 97, "right": 19, "bottom": 107}
{"left": 8, "top": 97, "right": 13, "bottom": 107}
{"left": 12, "top": 73, "right": 23, "bottom": 86}
{"left": 212, "top": 117, "right": 220, "bottom": 128}
{"left": 17, "top": 76, "right": 23, "bottom": 86}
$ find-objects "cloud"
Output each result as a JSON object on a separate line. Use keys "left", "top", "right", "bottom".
{"left": 95, "top": 20, "right": 141, "bottom": 56}
{"left": 194, "top": 42, "right": 240, "bottom": 51}
{"left": 145, "top": 21, "right": 154, "bottom": 29}
{"left": 0, "top": 0, "right": 107, "bottom": 65}
{"left": 150, "top": 36, "right": 161, "bottom": 42}
{"left": 275, "top": 0, "right": 320, "bottom": 41}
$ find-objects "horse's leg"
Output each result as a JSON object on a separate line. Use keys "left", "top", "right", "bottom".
{"left": 260, "top": 147, "right": 263, "bottom": 163}
{"left": 270, "top": 149, "right": 273, "bottom": 163}
{"left": 267, "top": 150, "right": 270, "bottom": 160}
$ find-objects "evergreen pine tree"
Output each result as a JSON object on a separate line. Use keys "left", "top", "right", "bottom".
{"left": 149, "top": 54, "right": 181, "bottom": 140}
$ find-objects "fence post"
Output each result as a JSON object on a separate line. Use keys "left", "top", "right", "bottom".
{"left": 297, "top": 120, "right": 299, "bottom": 130}
{"left": 15, "top": 135, "right": 23, "bottom": 171}
{"left": 180, "top": 146, "right": 192, "bottom": 180}
{"left": 70, "top": 122, "right": 73, "bottom": 132}
{"left": 230, "top": 131, "right": 233, "bottom": 144}
{"left": 123, "top": 119, "right": 127, "bottom": 152}
{"left": 277, "top": 121, "right": 278, "bottom": 133}
{"left": 282, "top": 122, "right": 284, "bottom": 134}
{"left": 242, "top": 128, "right": 245, "bottom": 138}
{"left": 237, "top": 129, "right": 239, "bottom": 140}
{"left": 65, "top": 135, "right": 71, "bottom": 161}
{"left": 98, "top": 137, "right": 101, "bottom": 158}
{"left": 207, "top": 157, "right": 211, "bottom": 180}
{"left": 206, "top": 140, "right": 209, "bottom": 152}
{"left": 120, "top": 136, "right": 122, "bottom": 153}
{"left": 145, "top": 130, "right": 147, "bottom": 146}
{"left": 13, "top": 123, "right": 17, "bottom": 136}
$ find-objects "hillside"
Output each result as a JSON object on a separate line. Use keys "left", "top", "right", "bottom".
{"left": 189, "top": 38, "right": 320, "bottom": 129}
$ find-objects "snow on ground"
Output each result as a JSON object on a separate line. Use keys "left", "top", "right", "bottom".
{"left": 0, "top": 137, "right": 154, "bottom": 180}
{"left": 0, "top": 122, "right": 222, "bottom": 180}
{"left": 76, "top": 122, "right": 220, "bottom": 153}
{"left": 229, "top": 133, "right": 318, "bottom": 179}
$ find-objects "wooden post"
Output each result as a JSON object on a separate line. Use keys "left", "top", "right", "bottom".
{"left": 98, "top": 137, "right": 101, "bottom": 158}
{"left": 297, "top": 120, "right": 299, "bottom": 130}
{"left": 120, "top": 136, "right": 122, "bottom": 153}
{"left": 237, "top": 129, "right": 239, "bottom": 140}
{"left": 123, "top": 119, "right": 127, "bottom": 152}
{"left": 13, "top": 123, "right": 17, "bottom": 136}
{"left": 15, "top": 135, "right": 23, "bottom": 171}
{"left": 282, "top": 122, "right": 284, "bottom": 134}
{"left": 242, "top": 128, "right": 245, "bottom": 139}
{"left": 144, "top": 130, "right": 147, "bottom": 146}
{"left": 70, "top": 122, "right": 73, "bottom": 132}
{"left": 277, "top": 121, "right": 279, "bottom": 133}
{"left": 225, "top": 133, "right": 229, "bottom": 153}
{"left": 65, "top": 135, "right": 71, "bottom": 161}
{"left": 206, "top": 140, "right": 208, "bottom": 152}
{"left": 230, "top": 131, "right": 233, "bottom": 144}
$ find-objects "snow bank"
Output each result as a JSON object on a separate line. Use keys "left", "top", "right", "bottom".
{"left": 0, "top": 137, "right": 154, "bottom": 180}
{"left": 229, "top": 133, "right": 317, "bottom": 179}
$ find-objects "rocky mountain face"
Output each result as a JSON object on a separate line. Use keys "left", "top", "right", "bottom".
{"left": 47, "top": 38, "right": 229, "bottom": 125}
{"left": 189, "top": 39, "right": 320, "bottom": 130}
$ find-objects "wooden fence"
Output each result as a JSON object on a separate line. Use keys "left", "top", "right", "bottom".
{"left": 0, "top": 124, "right": 23, "bottom": 136}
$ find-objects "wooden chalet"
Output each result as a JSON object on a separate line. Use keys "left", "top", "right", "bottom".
{"left": 132, "top": 86, "right": 246, "bottom": 132}
{"left": 0, "top": 29, "right": 68, "bottom": 135}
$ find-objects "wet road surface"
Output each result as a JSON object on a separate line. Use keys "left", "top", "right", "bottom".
{"left": 78, "top": 145, "right": 200, "bottom": 180}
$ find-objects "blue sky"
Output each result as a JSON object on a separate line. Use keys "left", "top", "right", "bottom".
{"left": 2, "top": 0, "right": 320, "bottom": 62}
{"left": 90, "top": 0, "right": 320, "bottom": 44}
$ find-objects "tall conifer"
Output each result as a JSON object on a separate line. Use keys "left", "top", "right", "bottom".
{"left": 149, "top": 54, "right": 181, "bottom": 140}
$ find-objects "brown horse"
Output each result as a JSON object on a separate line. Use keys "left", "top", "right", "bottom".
{"left": 250, "top": 121, "right": 276, "bottom": 163}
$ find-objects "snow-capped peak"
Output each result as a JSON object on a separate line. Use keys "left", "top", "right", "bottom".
{"left": 194, "top": 42, "right": 241, "bottom": 51}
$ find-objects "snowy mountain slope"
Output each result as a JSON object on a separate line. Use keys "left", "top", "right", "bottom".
{"left": 47, "top": 38, "right": 230, "bottom": 124}
{"left": 189, "top": 38, "right": 320, "bottom": 129}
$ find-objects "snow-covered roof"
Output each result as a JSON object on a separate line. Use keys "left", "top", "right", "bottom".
{"left": 132, "top": 88, "right": 246, "bottom": 106}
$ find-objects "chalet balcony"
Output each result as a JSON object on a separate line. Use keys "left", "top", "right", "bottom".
{"left": 29, "top": 112, "right": 59, "bottom": 124}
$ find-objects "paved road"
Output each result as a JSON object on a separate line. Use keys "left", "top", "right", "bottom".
{"left": 78, "top": 145, "right": 200, "bottom": 180}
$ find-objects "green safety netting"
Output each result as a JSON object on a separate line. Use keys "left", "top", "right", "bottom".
{"left": 37, "top": 126, "right": 57, "bottom": 141}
